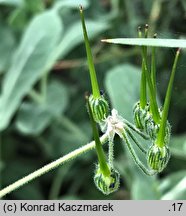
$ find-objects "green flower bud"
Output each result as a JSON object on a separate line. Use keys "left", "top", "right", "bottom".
{"left": 133, "top": 101, "right": 149, "bottom": 129}
{"left": 147, "top": 144, "right": 170, "bottom": 172}
{"left": 133, "top": 102, "right": 171, "bottom": 142}
{"left": 144, "top": 111, "right": 171, "bottom": 143}
{"left": 89, "top": 94, "right": 109, "bottom": 123}
{"left": 144, "top": 112, "right": 159, "bottom": 140}
{"left": 94, "top": 165, "right": 120, "bottom": 195}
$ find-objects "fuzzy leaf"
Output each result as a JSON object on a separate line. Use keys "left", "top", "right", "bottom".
{"left": 105, "top": 64, "right": 140, "bottom": 122}
{"left": 16, "top": 80, "right": 69, "bottom": 135}
{"left": 0, "top": 10, "right": 62, "bottom": 131}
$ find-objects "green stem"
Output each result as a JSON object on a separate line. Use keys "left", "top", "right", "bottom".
{"left": 108, "top": 138, "right": 114, "bottom": 168}
{"left": 0, "top": 134, "right": 108, "bottom": 198}
{"left": 151, "top": 46, "right": 156, "bottom": 94}
{"left": 138, "top": 26, "right": 147, "bottom": 108}
{"left": 28, "top": 89, "right": 43, "bottom": 104}
{"left": 86, "top": 95, "right": 110, "bottom": 177}
{"left": 123, "top": 119, "right": 149, "bottom": 140}
{"left": 79, "top": 6, "right": 100, "bottom": 98}
{"left": 125, "top": 128, "right": 147, "bottom": 154}
{"left": 140, "top": 61, "right": 147, "bottom": 108}
{"left": 142, "top": 47, "right": 160, "bottom": 123}
{"left": 122, "top": 130, "right": 157, "bottom": 176}
{"left": 40, "top": 72, "right": 48, "bottom": 102}
{"left": 49, "top": 163, "right": 73, "bottom": 200}
{"left": 156, "top": 49, "right": 180, "bottom": 147}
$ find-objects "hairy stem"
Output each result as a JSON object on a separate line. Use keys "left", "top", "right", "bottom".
{"left": 123, "top": 119, "right": 149, "bottom": 140}
{"left": 48, "top": 163, "right": 73, "bottom": 200}
{"left": 122, "top": 130, "right": 157, "bottom": 176}
{"left": 125, "top": 128, "right": 147, "bottom": 154}
{"left": 0, "top": 134, "right": 108, "bottom": 198}
{"left": 108, "top": 137, "right": 114, "bottom": 168}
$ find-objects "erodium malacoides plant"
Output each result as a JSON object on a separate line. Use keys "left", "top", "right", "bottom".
{"left": 0, "top": 6, "right": 182, "bottom": 199}
{"left": 80, "top": 6, "right": 180, "bottom": 195}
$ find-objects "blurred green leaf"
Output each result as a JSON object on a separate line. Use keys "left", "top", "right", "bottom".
{"left": 25, "top": 0, "right": 44, "bottom": 13}
{"left": 16, "top": 80, "right": 69, "bottom": 135}
{"left": 0, "top": 25, "right": 15, "bottom": 72}
{"left": 131, "top": 175, "right": 160, "bottom": 200}
{"left": 43, "top": 119, "right": 90, "bottom": 157}
{"left": 0, "top": 0, "right": 24, "bottom": 6}
{"left": 8, "top": 0, "right": 44, "bottom": 30}
{"left": 102, "top": 38, "right": 186, "bottom": 48}
{"left": 45, "top": 80, "right": 69, "bottom": 116}
{"left": 159, "top": 170, "right": 186, "bottom": 194}
{"left": 0, "top": 9, "right": 62, "bottom": 131}
{"left": 54, "top": 0, "right": 89, "bottom": 10}
{"left": 16, "top": 103, "right": 50, "bottom": 135}
{"left": 161, "top": 176, "right": 186, "bottom": 200}
{"left": 170, "top": 134, "right": 186, "bottom": 159}
{"left": 105, "top": 64, "right": 140, "bottom": 122}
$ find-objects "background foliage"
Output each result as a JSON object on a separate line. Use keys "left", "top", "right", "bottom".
{"left": 0, "top": 0, "right": 186, "bottom": 200}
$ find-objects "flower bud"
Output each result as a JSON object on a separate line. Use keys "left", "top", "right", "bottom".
{"left": 147, "top": 144, "right": 170, "bottom": 172}
{"left": 94, "top": 166, "right": 120, "bottom": 195}
{"left": 133, "top": 101, "right": 149, "bottom": 129}
{"left": 89, "top": 94, "right": 109, "bottom": 123}
{"left": 144, "top": 112, "right": 171, "bottom": 143}
{"left": 144, "top": 113, "right": 159, "bottom": 140}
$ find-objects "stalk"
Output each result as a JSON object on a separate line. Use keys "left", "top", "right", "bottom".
{"left": 156, "top": 49, "right": 180, "bottom": 147}
{"left": 139, "top": 25, "right": 160, "bottom": 123}
{"left": 79, "top": 6, "right": 100, "bottom": 98}
{"left": 138, "top": 26, "right": 147, "bottom": 108}
{"left": 151, "top": 34, "right": 157, "bottom": 92}
{"left": 0, "top": 134, "right": 108, "bottom": 198}
{"left": 142, "top": 46, "right": 160, "bottom": 123}
{"left": 86, "top": 95, "right": 110, "bottom": 177}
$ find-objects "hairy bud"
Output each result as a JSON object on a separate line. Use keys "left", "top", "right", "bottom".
{"left": 88, "top": 94, "right": 109, "bottom": 123}
{"left": 133, "top": 101, "right": 149, "bottom": 130}
{"left": 94, "top": 166, "right": 120, "bottom": 195}
{"left": 147, "top": 144, "right": 170, "bottom": 172}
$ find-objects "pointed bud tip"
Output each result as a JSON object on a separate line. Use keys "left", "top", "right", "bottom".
{"left": 153, "top": 33, "right": 157, "bottom": 38}
{"left": 84, "top": 91, "right": 90, "bottom": 100}
{"left": 138, "top": 26, "right": 142, "bottom": 31}
{"left": 79, "top": 5, "right": 83, "bottom": 12}
{"left": 101, "top": 39, "right": 107, "bottom": 43}
{"left": 177, "top": 48, "right": 181, "bottom": 53}
{"left": 145, "top": 24, "right": 149, "bottom": 29}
